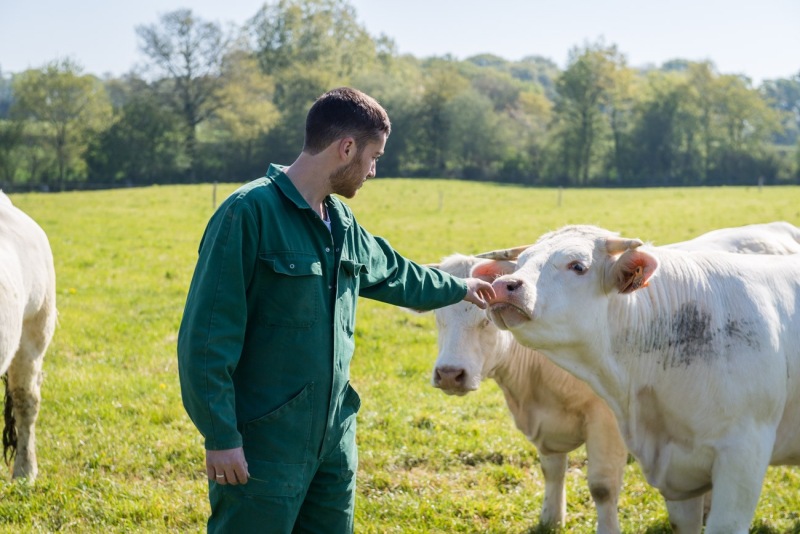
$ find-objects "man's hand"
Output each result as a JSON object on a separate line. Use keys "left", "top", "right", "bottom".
{"left": 207, "top": 447, "right": 250, "bottom": 485}
{"left": 462, "top": 277, "right": 496, "bottom": 309}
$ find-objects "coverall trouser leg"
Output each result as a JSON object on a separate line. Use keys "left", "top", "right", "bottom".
{"left": 207, "top": 420, "right": 358, "bottom": 534}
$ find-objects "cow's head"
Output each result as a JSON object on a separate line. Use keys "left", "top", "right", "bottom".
{"left": 427, "top": 254, "right": 518, "bottom": 395}
{"left": 486, "top": 225, "right": 659, "bottom": 352}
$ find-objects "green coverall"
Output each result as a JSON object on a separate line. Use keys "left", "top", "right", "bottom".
{"left": 177, "top": 164, "right": 468, "bottom": 533}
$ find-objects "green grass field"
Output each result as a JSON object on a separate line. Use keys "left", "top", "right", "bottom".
{"left": 3, "top": 180, "right": 800, "bottom": 533}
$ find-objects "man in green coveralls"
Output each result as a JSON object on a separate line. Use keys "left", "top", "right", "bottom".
{"left": 177, "top": 87, "right": 495, "bottom": 533}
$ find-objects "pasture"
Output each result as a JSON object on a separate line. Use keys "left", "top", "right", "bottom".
{"left": 3, "top": 180, "right": 800, "bottom": 533}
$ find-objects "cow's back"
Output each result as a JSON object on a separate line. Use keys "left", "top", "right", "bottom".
{"left": 664, "top": 221, "right": 800, "bottom": 254}
{"left": 0, "top": 194, "right": 56, "bottom": 320}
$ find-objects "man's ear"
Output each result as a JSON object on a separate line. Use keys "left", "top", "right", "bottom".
{"left": 339, "top": 137, "right": 356, "bottom": 161}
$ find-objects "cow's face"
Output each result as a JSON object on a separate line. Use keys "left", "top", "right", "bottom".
{"left": 485, "top": 225, "right": 657, "bottom": 351}
{"left": 429, "top": 255, "right": 516, "bottom": 395}
{"left": 431, "top": 301, "right": 507, "bottom": 395}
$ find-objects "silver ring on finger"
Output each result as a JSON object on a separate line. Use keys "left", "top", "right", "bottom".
{"left": 216, "top": 474, "right": 225, "bottom": 478}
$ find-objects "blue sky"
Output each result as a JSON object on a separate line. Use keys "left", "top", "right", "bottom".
{"left": 1, "top": 0, "right": 798, "bottom": 84}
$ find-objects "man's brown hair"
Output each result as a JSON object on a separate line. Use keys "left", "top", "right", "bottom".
{"left": 303, "top": 87, "right": 391, "bottom": 155}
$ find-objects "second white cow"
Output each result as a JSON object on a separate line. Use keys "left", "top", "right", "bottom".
{"left": 431, "top": 253, "right": 627, "bottom": 533}
{"left": 484, "top": 224, "right": 800, "bottom": 533}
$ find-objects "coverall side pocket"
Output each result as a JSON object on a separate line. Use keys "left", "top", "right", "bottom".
{"left": 242, "top": 383, "right": 315, "bottom": 465}
{"left": 241, "top": 459, "right": 306, "bottom": 498}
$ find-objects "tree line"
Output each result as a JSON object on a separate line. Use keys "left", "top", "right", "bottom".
{"left": 1, "top": 0, "right": 798, "bottom": 192}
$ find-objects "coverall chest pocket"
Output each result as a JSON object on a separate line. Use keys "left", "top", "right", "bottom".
{"left": 259, "top": 254, "right": 323, "bottom": 328}
{"left": 339, "top": 259, "right": 366, "bottom": 335}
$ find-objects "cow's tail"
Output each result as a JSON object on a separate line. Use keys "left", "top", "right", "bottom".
{"left": 2, "top": 374, "right": 16, "bottom": 465}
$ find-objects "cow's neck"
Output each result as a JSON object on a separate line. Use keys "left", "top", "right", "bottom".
{"left": 490, "top": 341, "right": 547, "bottom": 402}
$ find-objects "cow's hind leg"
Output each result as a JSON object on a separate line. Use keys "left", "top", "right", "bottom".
{"left": 7, "top": 310, "right": 52, "bottom": 481}
{"left": 538, "top": 452, "right": 567, "bottom": 527}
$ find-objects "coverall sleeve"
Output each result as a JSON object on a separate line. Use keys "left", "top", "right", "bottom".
{"left": 177, "top": 199, "right": 259, "bottom": 450}
{"left": 355, "top": 225, "right": 467, "bottom": 309}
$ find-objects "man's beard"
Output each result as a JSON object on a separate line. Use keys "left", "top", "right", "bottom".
{"left": 328, "top": 157, "right": 364, "bottom": 199}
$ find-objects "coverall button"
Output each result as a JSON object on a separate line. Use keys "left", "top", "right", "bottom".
{"left": 326, "top": 247, "right": 331, "bottom": 252}
{"left": 289, "top": 264, "right": 295, "bottom": 269}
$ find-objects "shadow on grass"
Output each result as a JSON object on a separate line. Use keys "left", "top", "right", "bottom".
{"left": 518, "top": 520, "right": 674, "bottom": 534}
{"left": 640, "top": 520, "right": 800, "bottom": 534}
{"left": 520, "top": 524, "right": 559, "bottom": 534}
{"left": 750, "top": 520, "right": 800, "bottom": 534}
{"left": 519, "top": 519, "right": 800, "bottom": 534}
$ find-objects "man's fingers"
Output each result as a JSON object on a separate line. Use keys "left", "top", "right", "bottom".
{"left": 232, "top": 464, "right": 249, "bottom": 485}
{"left": 206, "top": 447, "right": 248, "bottom": 485}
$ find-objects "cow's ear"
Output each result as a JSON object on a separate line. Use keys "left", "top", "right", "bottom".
{"left": 470, "top": 259, "right": 517, "bottom": 282}
{"left": 608, "top": 249, "right": 659, "bottom": 294}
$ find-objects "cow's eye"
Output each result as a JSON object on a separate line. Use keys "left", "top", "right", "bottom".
{"left": 568, "top": 261, "right": 587, "bottom": 274}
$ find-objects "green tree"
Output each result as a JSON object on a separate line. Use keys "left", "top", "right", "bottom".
{"left": 11, "top": 59, "right": 112, "bottom": 190}
{"left": 603, "top": 63, "right": 637, "bottom": 184}
{"left": 208, "top": 51, "right": 280, "bottom": 178}
{"left": 136, "top": 9, "right": 229, "bottom": 181}
{"left": 416, "top": 58, "right": 470, "bottom": 175}
{"left": 0, "top": 119, "right": 24, "bottom": 186}
{"left": 508, "top": 56, "right": 561, "bottom": 100}
{"left": 247, "top": 0, "right": 381, "bottom": 165}
{"left": 249, "top": 0, "right": 377, "bottom": 79}
{"left": 708, "top": 74, "right": 779, "bottom": 184}
{"left": 444, "top": 89, "right": 510, "bottom": 180}
{"left": 684, "top": 62, "right": 719, "bottom": 182}
{"left": 87, "top": 93, "right": 184, "bottom": 185}
{"left": 501, "top": 88, "right": 552, "bottom": 183}
{"left": 761, "top": 73, "right": 800, "bottom": 146}
{"left": 553, "top": 42, "right": 625, "bottom": 185}
{"left": 347, "top": 44, "right": 423, "bottom": 177}
{"left": 628, "top": 71, "right": 698, "bottom": 185}
{"left": 0, "top": 70, "right": 13, "bottom": 118}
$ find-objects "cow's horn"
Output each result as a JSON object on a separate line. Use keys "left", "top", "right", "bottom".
{"left": 605, "top": 237, "right": 644, "bottom": 254}
{"left": 474, "top": 245, "right": 534, "bottom": 260}
{"left": 423, "top": 262, "right": 441, "bottom": 269}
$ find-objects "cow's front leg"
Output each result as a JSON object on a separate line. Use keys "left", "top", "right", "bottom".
{"left": 703, "top": 436, "right": 772, "bottom": 534}
{"left": 538, "top": 452, "right": 567, "bottom": 527}
{"left": 584, "top": 413, "right": 626, "bottom": 534}
{"left": 665, "top": 496, "right": 703, "bottom": 534}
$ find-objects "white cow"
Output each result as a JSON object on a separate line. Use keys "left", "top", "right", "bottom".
{"left": 0, "top": 192, "right": 56, "bottom": 481}
{"left": 483, "top": 224, "right": 800, "bottom": 533}
{"left": 663, "top": 221, "right": 800, "bottom": 254}
{"left": 430, "top": 253, "right": 627, "bottom": 532}
{"left": 429, "top": 222, "right": 800, "bottom": 531}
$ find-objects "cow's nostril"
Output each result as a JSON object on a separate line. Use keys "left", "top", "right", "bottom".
{"left": 435, "top": 366, "right": 467, "bottom": 389}
{"left": 506, "top": 279, "right": 523, "bottom": 292}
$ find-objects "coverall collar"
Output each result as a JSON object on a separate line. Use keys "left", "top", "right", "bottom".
{"left": 268, "top": 163, "right": 353, "bottom": 232}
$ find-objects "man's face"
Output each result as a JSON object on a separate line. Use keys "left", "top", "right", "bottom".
{"left": 329, "top": 133, "right": 387, "bottom": 198}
